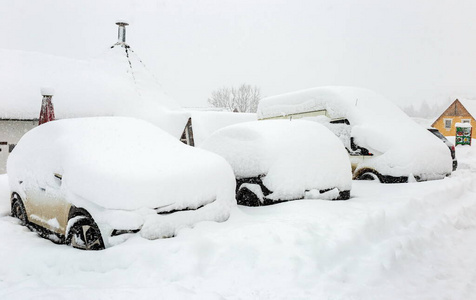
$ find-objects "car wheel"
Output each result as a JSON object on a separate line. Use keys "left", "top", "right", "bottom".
{"left": 67, "top": 217, "right": 105, "bottom": 250}
{"left": 359, "top": 171, "right": 382, "bottom": 182}
{"left": 236, "top": 186, "right": 262, "bottom": 206}
{"left": 11, "top": 196, "right": 28, "bottom": 226}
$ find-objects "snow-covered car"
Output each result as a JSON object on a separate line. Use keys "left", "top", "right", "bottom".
{"left": 428, "top": 128, "right": 458, "bottom": 171}
{"left": 8, "top": 117, "right": 235, "bottom": 250}
{"left": 200, "top": 120, "right": 352, "bottom": 206}
{"left": 257, "top": 86, "right": 453, "bottom": 183}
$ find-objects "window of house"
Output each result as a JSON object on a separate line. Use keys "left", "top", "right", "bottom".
{"left": 444, "top": 119, "right": 452, "bottom": 130}
{"left": 462, "top": 119, "right": 471, "bottom": 123}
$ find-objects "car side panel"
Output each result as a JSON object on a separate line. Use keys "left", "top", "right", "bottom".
{"left": 24, "top": 185, "right": 70, "bottom": 235}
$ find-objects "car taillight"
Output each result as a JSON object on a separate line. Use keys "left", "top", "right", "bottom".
{"left": 451, "top": 146, "right": 455, "bottom": 152}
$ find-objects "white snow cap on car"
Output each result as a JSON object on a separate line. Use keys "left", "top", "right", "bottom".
{"left": 258, "top": 86, "right": 453, "bottom": 178}
{"left": 7, "top": 117, "right": 236, "bottom": 213}
{"left": 201, "top": 120, "right": 352, "bottom": 201}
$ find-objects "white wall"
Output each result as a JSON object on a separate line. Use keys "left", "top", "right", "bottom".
{"left": 0, "top": 120, "right": 38, "bottom": 173}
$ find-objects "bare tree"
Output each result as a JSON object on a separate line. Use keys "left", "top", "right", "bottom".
{"left": 208, "top": 84, "right": 261, "bottom": 113}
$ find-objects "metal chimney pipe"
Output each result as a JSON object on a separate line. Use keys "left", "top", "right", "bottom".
{"left": 116, "top": 21, "right": 129, "bottom": 44}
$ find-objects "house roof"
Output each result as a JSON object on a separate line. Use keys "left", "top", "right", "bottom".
{"left": 0, "top": 48, "right": 189, "bottom": 138}
{"left": 458, "top": 99, "right": 476, "bottom": 119}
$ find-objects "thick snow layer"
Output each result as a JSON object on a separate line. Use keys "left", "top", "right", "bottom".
{"left": 258, "top": 86, "right": 453, "bottom": 178}
{"left": 187, "top": 111, "right": 256, "bottom": 146}
{"left": 7, "top": 117, "right": 236, "bottom": 242}
{"left": 201, "top": 120, "right": 352, "bottom": 200}
{"left": 1, "top": 143, "right": 476, "bottom": 299}
{"left": 455, "top": 122, "right": 472, "bottom": 128}
{"left": 0, "top": 48, "right": 189, "bottom": 138}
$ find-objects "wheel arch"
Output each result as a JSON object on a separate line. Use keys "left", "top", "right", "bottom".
{"left": 354, "top": 168, "right": 383, "bottom": 182}
{"left": 68, "top": 206, "right": 94, "bottom": 220}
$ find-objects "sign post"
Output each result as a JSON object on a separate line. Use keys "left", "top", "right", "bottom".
{"left": 455, "top": 122, "right": 472, "bottom": 146}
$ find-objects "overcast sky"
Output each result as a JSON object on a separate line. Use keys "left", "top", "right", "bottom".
{"left": 2, "top": 0, "right": 475, "bottom": 108}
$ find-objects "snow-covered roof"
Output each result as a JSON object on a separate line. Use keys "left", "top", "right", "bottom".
{"left": 459, "top": 99, "right": 476, "bottom": 119}
{"left": 455, "top": 122, "right": 472, "bottom": 128}
{"left": 188, "top": 111, "right": 256, "bottom": 146}
{"left": 0, "top": 48, "right": 189, "bottom": 138}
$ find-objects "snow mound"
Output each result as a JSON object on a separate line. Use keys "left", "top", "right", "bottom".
{"left": 7, "top": 117, "right": 236, "bottom": 212}
{"left": 188, "top": 111, "right": 256, "bottom": 146}
{"left": 258, "top": 86, "right": 452, "bottom": 179}
{"left": 201, "top": 120, "right": 352, "bottom": 200}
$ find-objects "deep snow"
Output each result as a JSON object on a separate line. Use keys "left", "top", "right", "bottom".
{"left": 0, "top": 144, "right": 476, "bottom": 299}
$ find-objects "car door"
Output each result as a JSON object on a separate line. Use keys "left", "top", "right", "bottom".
{"left": 24, "top": 173, "right": 70, "bottom": 235}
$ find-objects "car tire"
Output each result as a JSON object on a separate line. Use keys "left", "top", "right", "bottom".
{"left": 236, "top": 186, "right": 262, "bottom": 206}
{"left": 359, "top": 171, "right": 382, "bottom": 182}
{"left": 66, "top": 216, "right": 105, "bottom": 250}
{"left": 11, "top": 195, "right": 28, "bottom": 226}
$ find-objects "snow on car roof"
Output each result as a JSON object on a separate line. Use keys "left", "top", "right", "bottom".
{"left": 187, "top": 111, "right": 256, "bottom": 146}
{"left": 258, "top": 86, "right": 453, "bottom": 177}
{"left": 257, "top": 86, "right": 410, "bottom": 122}
{"left": 7, "top": 117, "right": 235, "bottom": 211}
{"left": 201, "top": 120, "right": 352, "bottom": 200}
{"left": 0, "top": 48, "right": 189, "bottom": 138}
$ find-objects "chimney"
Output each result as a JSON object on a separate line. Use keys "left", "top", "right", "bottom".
{"left": 114, "top": 21, "right": 129, "bottom": 47}
{"left": 39, "top": 88, "right": 55, "bottom": 125}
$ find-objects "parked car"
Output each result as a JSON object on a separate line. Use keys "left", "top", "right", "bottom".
{"left": 200, "top": 120, "right": 352, "bottom": 206}
{"left": 257, "top": 86, "right": 453, "bottom": 183}
{"left": 427, "top": 128, "right": 458, "bottom": 171}
{"left": 8, "top": 117, "right": 235, "bottom": 250}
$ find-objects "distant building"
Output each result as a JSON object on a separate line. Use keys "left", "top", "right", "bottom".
{"left": 431, "top": 99, "right": 476, "bottom": 138}
{"left": 0, "top": 119, "right": 37, "bottom": 173}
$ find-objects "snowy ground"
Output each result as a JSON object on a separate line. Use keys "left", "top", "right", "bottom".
{"left": 1, "top": 145, "right": 476, "bottom": 299}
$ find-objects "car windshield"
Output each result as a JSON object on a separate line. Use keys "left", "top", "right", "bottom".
{"left": 429, "top": 129, "right": 448, "bottom": 141}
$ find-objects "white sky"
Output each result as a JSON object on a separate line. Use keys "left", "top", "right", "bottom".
{"left": 1, "top": 0, "right": 475, "bottom": 108}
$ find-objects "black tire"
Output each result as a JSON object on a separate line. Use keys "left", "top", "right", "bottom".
{"left": 66, "top": 217, "right": 105, "bottom": 250}
{"left": 236, "top": 186, "right": 262, "bottom": 206}
{"left": 11, "top": 195, "right": 28, "bottom": 226}
{"left": 336, "top": 190, "right": 351, "bottom": 200}
{"left": 359, "top": 171, "right": 382, "bottom": 182}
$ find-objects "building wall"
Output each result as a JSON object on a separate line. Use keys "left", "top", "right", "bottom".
{"left": 431, "top": 100, "right": 476, "bottom": 139}
{"left": 0, "top": 120, "right": 38, "bottom": 173}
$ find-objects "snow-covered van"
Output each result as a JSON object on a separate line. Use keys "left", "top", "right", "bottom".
{"left": 8, "top": 117, "right": 236, "bottom": 250}
{"left": 257, "top": 87, "right": 453, "bottom": 183}
{"left": 201, "top": 120, "right": 352, "bottom": 205}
